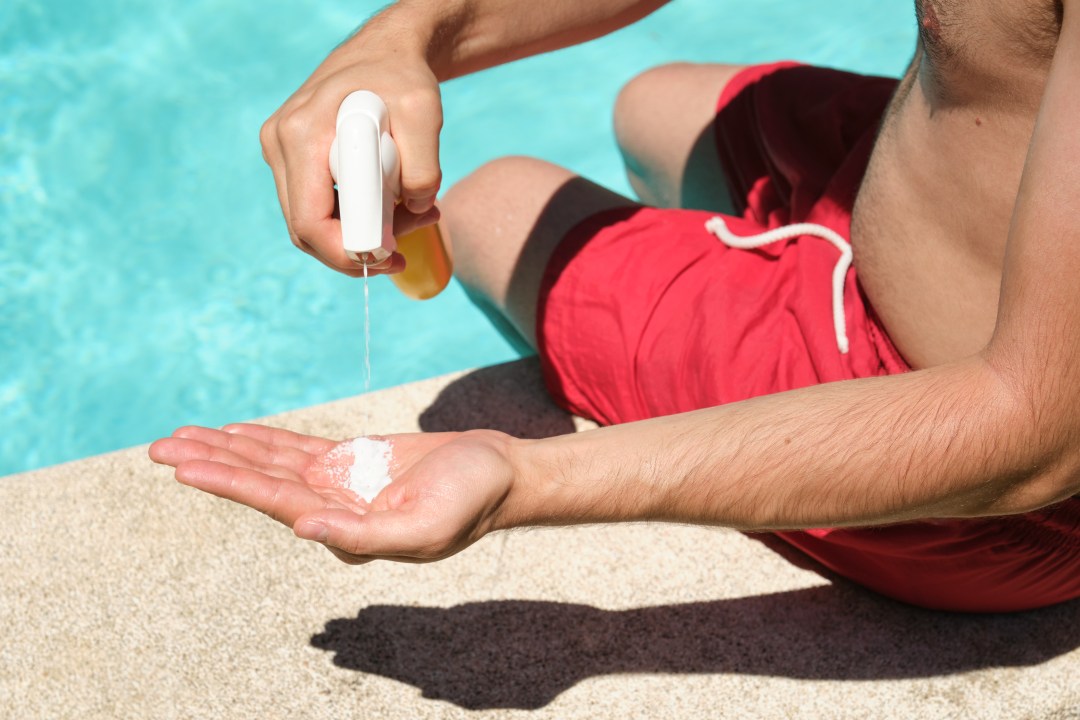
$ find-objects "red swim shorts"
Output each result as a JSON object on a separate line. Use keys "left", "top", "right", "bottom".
{"left": 535, "top": 61, "right": 1080, "bottom": 612}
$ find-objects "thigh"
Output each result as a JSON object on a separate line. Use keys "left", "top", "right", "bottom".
{"left": 441, "top": 156, "right": 640, "bottom": 348}
{"left": 614, "top": 62, "right": 746, "bottom": 212}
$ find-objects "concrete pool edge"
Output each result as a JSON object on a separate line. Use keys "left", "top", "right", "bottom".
{"left": 2, "top": 357, "right": 1079, "bottom": 719}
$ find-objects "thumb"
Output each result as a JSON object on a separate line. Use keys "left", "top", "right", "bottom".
{"left": 295, "top": 506, "right": 455, "bottom": 562}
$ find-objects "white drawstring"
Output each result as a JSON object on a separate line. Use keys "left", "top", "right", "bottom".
{"left": 705, "top": 217, "right": 852, "bottom": 354}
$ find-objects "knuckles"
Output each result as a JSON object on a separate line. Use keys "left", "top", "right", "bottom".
{"left": 276, "top": 108, "right": 312, "bottom": 143}
{"left": 258, "top": 116, "right": 278, "bottom": 161}
{"left": 401, "top": 171, "right": 443, "bottom": 200}
{"left": 394, "top": 86, "right": 443, "bottom": 126}
{"left": 262, "top": 77, "right": 449, "bottom": 269}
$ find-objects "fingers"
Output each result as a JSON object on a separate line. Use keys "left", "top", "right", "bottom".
{"left": 149, "top": 437, "right": 302, "bottom": 482}
{"left": 171, "top": 425, "right": 317, "bottom": 475}
{"left": 353, "top": 251, "right": 406, "bottom": 276}
{"left": 390, "top": 88, "right": 444, "bottom": 214}
{"left": 175, "top": 459, "right": 329, "bottom": 527}
{"left": 260, "top": 72, "right": 444, "bottom": 277}
{"left": 281, "top": 123, "right": 358, "bottom": 272}
{"left": 259, "top": 111, "right": 294, "bottom": 243}
{"left": 263, "top": 97, "right": 363, "bottom": 276}
{"left": 221, "top": 423, "right": 338, "bottom": 455}
{"left": 151, "top": 422, "right": 338, "bottom": 476}
{"left": 392, "top": 204, "right": 441, "bottom": 238}
{"left": 262, "top": 112, "right": 348, "bottom": 275}
{"left": 279, "top": 105, "right": 359, "bottom": 273}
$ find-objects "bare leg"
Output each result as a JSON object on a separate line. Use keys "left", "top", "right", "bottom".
{"left": 614, "top": 62, "right": 747, "bottom": 212}
{"left": 445, "top": 64, "right": 746, "bottom": 349}
{"left": 441, "top": 156, "right": 639, "bottom": 349}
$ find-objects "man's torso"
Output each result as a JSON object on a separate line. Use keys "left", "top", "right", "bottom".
{"left": 851, "top": 0, "right": 1062, "bottom": 368}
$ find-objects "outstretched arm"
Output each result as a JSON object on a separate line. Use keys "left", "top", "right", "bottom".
{"left": 155, "top": 6, "right": 1080, "bottom": 562}
{"left": 498, "top": 2, "right": 1080, "bottom": 532}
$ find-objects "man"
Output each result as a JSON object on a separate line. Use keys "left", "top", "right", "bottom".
{"left": 149, "top": 0, "right": 1080, "bottom": 611}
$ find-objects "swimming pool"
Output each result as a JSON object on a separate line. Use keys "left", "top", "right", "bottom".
{"left": 0, "top": 0, "right": 916, "bottom": 476}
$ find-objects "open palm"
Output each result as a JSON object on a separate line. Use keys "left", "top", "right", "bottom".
{"left": 149, "top": 423, "right": 516, "bottom": 564}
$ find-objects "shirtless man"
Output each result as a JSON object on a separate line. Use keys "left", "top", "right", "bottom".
{"left": 149, "top": 0, "right": 1080, "bottom": 611}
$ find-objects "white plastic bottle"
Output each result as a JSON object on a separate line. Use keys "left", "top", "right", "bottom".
{"left": 329, "top": 91, "right": 452, "bottom": 300}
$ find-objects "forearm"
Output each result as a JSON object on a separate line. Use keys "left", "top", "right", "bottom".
{"left": 500, "top": 356, "right": 1069, "bottom": 532}
{"left": 491, "top": 1, "right": 1080, "bottom": 534}
{"left": 354, "top": 0, "right": 670, "bottom": 81}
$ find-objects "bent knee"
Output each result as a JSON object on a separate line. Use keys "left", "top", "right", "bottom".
{"left": 614, "top": 62, "right": 745, "bottom": 155}
{"left": 441, "top": 156, "right": 576, "bottom": 293}
{"left": 442, "top": 156, "right": 574, "bottom": 246}
{"left": 445, "top": 156, "right": 564, "bottom": 208}
{"left": 614, "top": 63, "right": 697, "bottom": 154}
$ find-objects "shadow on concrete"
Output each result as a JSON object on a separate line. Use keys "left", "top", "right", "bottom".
{"left": 401, "top": 339, "right": 1080, "bottom": 710}
{"left": 311, "top": 589, "right": 1080, "bottom": 710}
{"left": 418, "top": 358, "right": 577, "bottom": 439}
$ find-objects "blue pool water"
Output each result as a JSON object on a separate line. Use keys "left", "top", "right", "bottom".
{"left": 0, "top": 1, "right": 916, "bottom": 476}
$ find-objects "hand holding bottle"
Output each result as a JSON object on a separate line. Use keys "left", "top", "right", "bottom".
{"left": 259, "top": 8, "right": 443, "bottom": 277}
{"left": 260, "top": 0, "right": 671, "bottom": 278}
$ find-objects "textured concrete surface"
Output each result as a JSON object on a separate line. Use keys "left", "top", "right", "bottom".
{"left": 2, "top": 358, "right": 1079, "bottom": 719}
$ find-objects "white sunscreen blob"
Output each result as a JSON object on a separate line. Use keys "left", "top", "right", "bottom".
{"left": 324, "top": 437, "right": 394, "bottom": 503}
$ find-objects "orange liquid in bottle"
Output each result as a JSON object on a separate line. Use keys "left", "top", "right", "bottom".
{"left": 389, "top": 223, "right": 452, "bottom": 300}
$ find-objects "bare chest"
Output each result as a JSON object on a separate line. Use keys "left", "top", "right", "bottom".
{"left": 850, "top": 1, "right": 1062, "bottom": 368}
